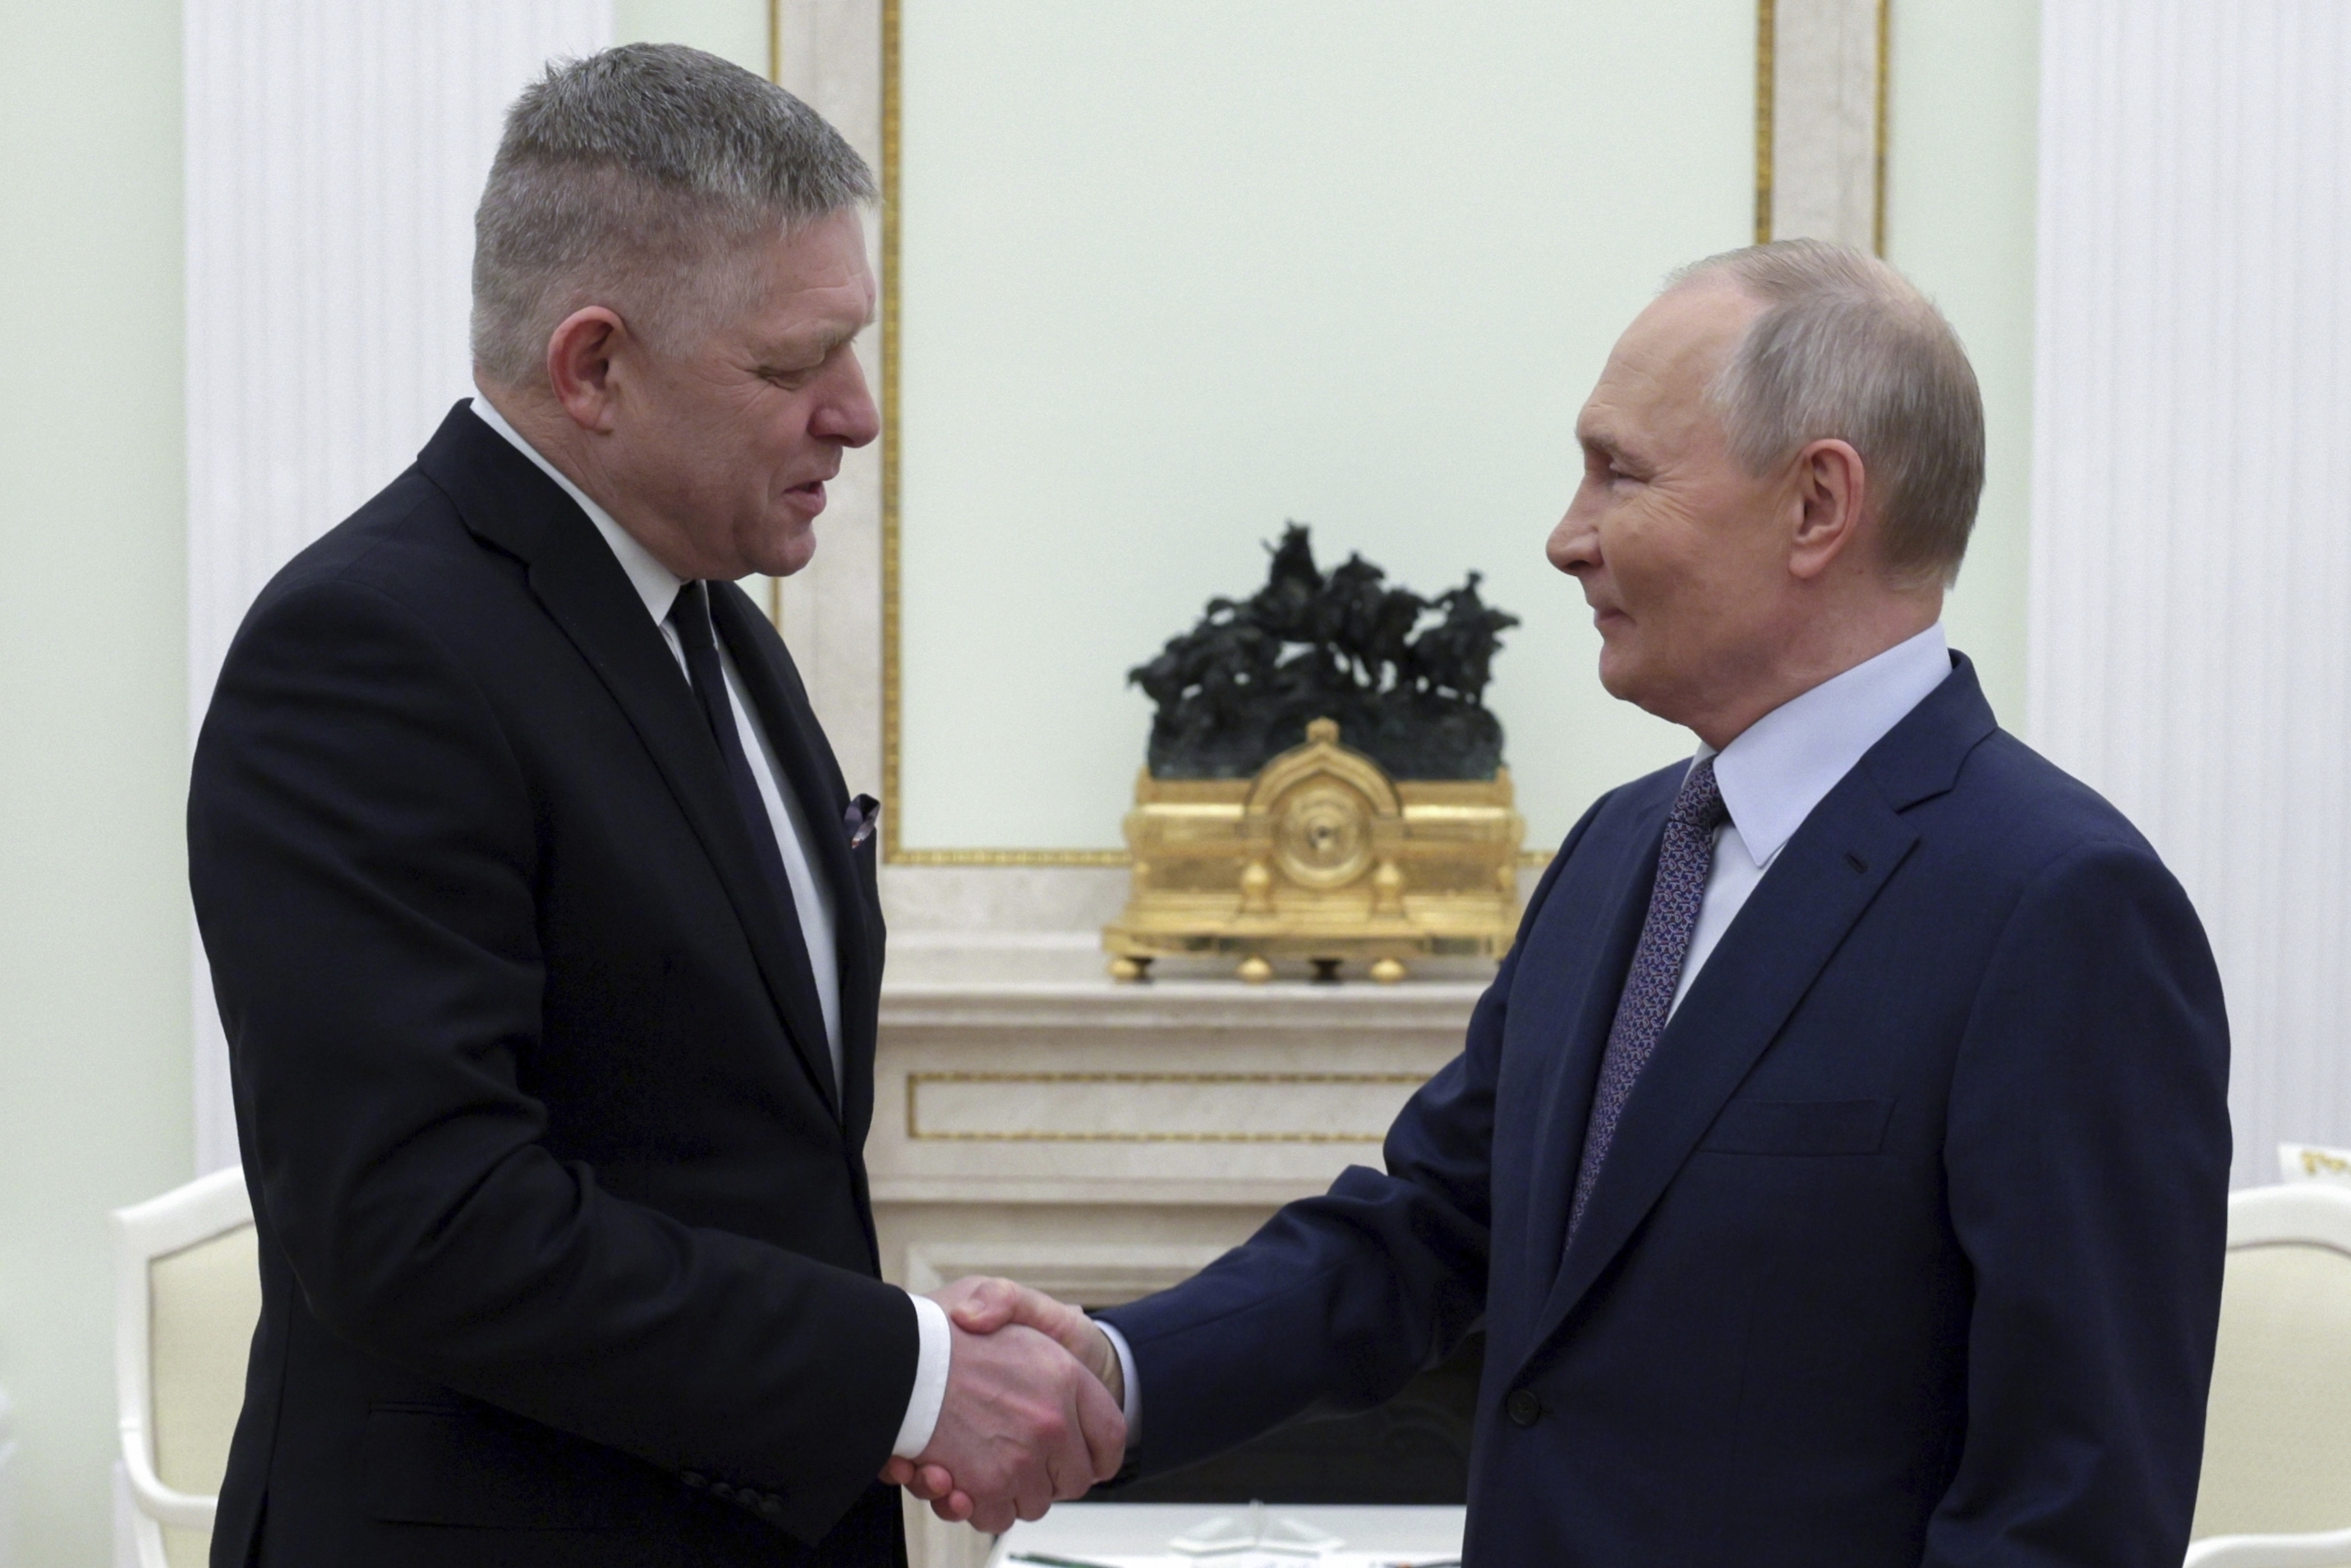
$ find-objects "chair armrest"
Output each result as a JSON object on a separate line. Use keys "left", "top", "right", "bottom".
{"left": 2186, "top": 1526, "right": 2351, "bottom": 1567}
{"left": 117, "top": 1416, "right": 217, "bottom": 1530}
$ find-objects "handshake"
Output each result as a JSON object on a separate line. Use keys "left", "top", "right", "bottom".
{"left": 878, "top": 1276, "right": 1129, "bottom": 1534}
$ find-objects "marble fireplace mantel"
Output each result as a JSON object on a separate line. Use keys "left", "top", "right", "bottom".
{"left": 874, "top": 969, "right": 1486, "bottom": 1209}
{"left": 869, "top": 936, "right": 1492, "bottom": 1567}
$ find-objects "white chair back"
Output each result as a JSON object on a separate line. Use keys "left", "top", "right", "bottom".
{"left": 113, "top": 1168, "right": 259, "bottom": 1568}
{"left": 2277, "top": 1141, "right": 2351, "bottom": 1187}
{"left": 2186, "top": 1182, "right": 2351, "bottom": 1566}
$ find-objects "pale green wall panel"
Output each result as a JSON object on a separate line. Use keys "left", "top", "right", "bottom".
{"left": 1884, "top": 0, "right": 2041, "bottom": 731}
{"left": 615, "top": 0, "right": 770, "bottom": 74}
{"left": 896, "top": 0, "right": 1750, "bottom": 853}
{"left": 0, "top": 2, "right": 193, "bottom": 1564}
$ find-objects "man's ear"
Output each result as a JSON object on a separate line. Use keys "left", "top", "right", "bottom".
{"left": 544, "top": 306, "right": 629, "bottom": 433}
{"left": 1787, "top": 437, "right": 1868, "bottom": 582}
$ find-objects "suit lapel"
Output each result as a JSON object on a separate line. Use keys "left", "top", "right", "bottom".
{"left": 1516, "top": 657, "right": 1997, "bottom": 1373}
{"left": 710, "top": 583, "right": 885, "bottom": 1139}
{"left": 416, "top": 406, "right": 844, "bottom": 1117}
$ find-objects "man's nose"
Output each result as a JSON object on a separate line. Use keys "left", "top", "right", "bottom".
{"left": 812, "top": 354, "right": 881, "bottom": 448}
{"left": 1548, "top": 499, "right": 1600, "bottom": 576}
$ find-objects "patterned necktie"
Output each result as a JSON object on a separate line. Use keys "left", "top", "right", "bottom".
{"left": 1567, "top": 754, "right": 1730, "bottom": 1244}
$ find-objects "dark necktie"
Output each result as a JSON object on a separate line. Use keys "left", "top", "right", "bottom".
{"left": 1567, "top": 755, "right": 1730, "bottom": 1245}
{"left": 666, "top": 582, "right": 829, "bottom": 1073}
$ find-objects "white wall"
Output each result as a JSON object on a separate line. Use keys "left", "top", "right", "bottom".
{"left": 1885, "top": 0, "right": 2040, "bottom": 731}
{"left": 177, "top": 0, "right": 774, "bottom": 1173}
{"left": 184, "top": 0, "right": 615, "bottom": 1174}
{"left": 0, "top": 6, "right": 765, "bottom": 1563}
{"left": 0, "top": 7, "right": 193, "bottom": 1563}
{"left": 616, "top": 0, "right": 769, "bottom": 71}
{"left": 2031, "top": 0, "right": 2351, "bottom": 1184}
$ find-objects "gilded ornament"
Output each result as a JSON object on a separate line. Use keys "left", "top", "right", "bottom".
{"left": 1106, "top": 529, "right": 1525, "bottom": 982}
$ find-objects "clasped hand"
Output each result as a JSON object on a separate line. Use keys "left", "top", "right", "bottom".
{"left": 876, "top": 1276, "right": 1125, "bottom": 1533}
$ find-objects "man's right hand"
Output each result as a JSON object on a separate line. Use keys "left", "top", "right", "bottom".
{"left": 934, "top": 1276, "right": 1122, "bottom": 1406}
{"left": 886, "top": 1314, "right": 1125, "bottom": 1534}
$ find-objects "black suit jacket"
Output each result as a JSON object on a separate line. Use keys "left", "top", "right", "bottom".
{"left": 190, "top": 404, "right": 910, "bottom": 1568}
{"left": 1101, "top": 658, "right": 2232, "bottom": 1566}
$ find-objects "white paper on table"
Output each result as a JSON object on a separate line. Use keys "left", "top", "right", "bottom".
{"left": 991, "top": 1502, "right": 1464, "bottom": 1568}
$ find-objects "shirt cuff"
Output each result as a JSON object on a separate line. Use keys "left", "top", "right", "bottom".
{"left": 891, "top": 1292, "right": 951, "bottom": 1459}
{"left": 1093, "top": 1317, "right": 1142, "bottom": 1448}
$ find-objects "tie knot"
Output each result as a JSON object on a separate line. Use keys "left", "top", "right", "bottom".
{"left": 1672, "top": 755, "right": 1729, "bottom": 833}
{"left": 668, "top": 581, "right": 715, "bottom": 648}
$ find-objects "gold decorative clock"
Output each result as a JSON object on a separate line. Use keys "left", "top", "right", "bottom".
{"left": 1105, "top": 718, "right": 1523, "bottom": 983}
{"left": 1105, "top": 526, "right": 1525, "bottom": 983}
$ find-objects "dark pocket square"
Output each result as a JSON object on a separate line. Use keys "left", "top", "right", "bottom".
{"left": 844, "top": 793, "right": 880, "bottom": 849}
{"left": 1698, "top": 1097, "right": 1896, "bottom": 1156}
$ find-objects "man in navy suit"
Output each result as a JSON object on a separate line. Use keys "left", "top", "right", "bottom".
{"left": 912, "top": 240, "right": 2232, "bottom": 1563}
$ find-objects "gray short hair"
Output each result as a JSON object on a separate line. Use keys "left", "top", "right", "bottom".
{"left": 1670, "top": 240, "right": 1985, "bottom": 587}
{"left": 472, "top": 44, "right": 876, "bottom": 387}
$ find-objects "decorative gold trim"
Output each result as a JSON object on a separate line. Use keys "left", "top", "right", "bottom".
{"left": 878, "top": 0, "right": 1121, "bottom": 866}
{"left": 877, "top": 5, "right": 1761, "bottom": 865}
{"left": 904, "top": 1069, "right": 1429, "bottom": 1143}
{"left": 2298, "top": 1146, "right": 2351, "bottom": 1179}
{"left": 893, "top": 847, "right": 1127, "bottom": 867}
{"left": 1873, "top": 0, "right": 1890, "bottom": 257}
{"left": 766, "top": 0, "right": 787, "bottom": 629}
{"left": 881, "top": 0, "right": 910, "bottom": 858}
{"left": 1755, "top": 0, "right": 1776, "bottom": 243}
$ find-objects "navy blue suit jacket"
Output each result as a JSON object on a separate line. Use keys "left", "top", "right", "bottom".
{"left": 1100, "top": 658, "right": 2230, "bottom": 1566}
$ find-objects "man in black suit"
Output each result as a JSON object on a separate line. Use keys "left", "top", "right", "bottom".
{"left": 189, "top": 45, "right": 1120, "bottom": 1568}
{"left": 922, "top": 241, "right": 2233, "bottom": 1563}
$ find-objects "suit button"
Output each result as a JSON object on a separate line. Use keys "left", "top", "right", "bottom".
{"left": 680, "top": 1472, "right": 707, "bottom": 1490}
{"left": 711, "top": 1481, "right": 737, "bottom": 1500}
{"left": 1506, "top": 1388, "right": 1543, "bottom": 1427}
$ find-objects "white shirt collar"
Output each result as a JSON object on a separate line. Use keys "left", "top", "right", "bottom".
{"left": 468, "top": 394, "right": 683, "bottom": 626}
{"left": 1699, "top": 623, "right": 1953, "bottom": 867}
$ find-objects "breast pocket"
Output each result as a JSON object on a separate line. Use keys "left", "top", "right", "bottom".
{"left": 1698, "top": 1097, "right": 1895, "bottom": 1156}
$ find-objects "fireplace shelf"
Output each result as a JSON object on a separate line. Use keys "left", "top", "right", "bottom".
{"left": 870, "top": 968, "right": 1490, "bottom": 1567}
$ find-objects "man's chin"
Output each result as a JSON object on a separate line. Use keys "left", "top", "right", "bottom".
{"left": 1594, "top": 647, "right": 1641, "bottom": 704}
{"left": 751, "top": 529, "right": 818, "bottom": 580}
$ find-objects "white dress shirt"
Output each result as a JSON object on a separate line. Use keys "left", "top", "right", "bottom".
{"left": 469, "top": 397, "right": 950, "bottom": 1458}
{"left": 1672, "top": 623, "right": 1953, "bottom": 1014}
{"left": 1095, "top": 623, "right": 1956, "bottom": 1446}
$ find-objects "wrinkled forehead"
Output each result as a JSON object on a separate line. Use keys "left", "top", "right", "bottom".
{"left": 1581, "top": 278, "right": 1763, "bottom": 441}
{"left": 734, "top": 210, "right": 878, "bottom": 338}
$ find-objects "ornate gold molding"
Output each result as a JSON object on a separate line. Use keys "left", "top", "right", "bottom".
{"left": 882, "top": 0, "right": 905, "bottom": 856}
{"left": 876, "top": 0, "right": 1134, "bottom": 866}
{"left": 1874, "top": 0, "right": 1890, "bottom": 257}
{"left": 1755, "top": 0, "right": 1777, "bottom": 244}
{"left": 875, "top": 2, "right": 1791, "bottom": 867}
{"left": 904, "top": 1069, "right": 1429, "bottom": 1144}
{"left": 2298, "top": 1146, "right": 2351, "bottom": 1179}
